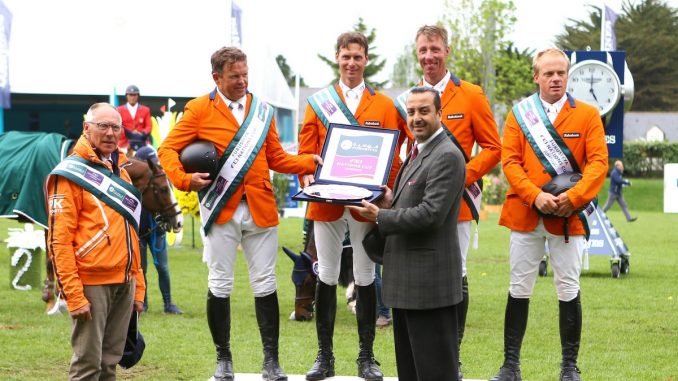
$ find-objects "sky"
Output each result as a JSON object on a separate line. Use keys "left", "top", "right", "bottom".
{"left": 240, "top": 0, "right": 678, "bottom": 88}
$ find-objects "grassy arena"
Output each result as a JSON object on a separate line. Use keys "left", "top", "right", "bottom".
{"left": 0, "top": 179, "right": 676, "bottom": 381}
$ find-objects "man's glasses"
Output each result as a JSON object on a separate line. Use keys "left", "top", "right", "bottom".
{"left": 87, "top": 121, "right": 122, "bottom": 132}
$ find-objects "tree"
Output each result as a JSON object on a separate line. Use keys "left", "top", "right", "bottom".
{"left": 275, "top": 54, "right": 307, "bottom": 87}
{"left": 390, "top": 42, "right": 420, "bottom": 87}
{"left": 555, "top": 0, "right": 678, "bottom": 111}
{"left": 441, "top": 0, "right": 534, "bottom": 122}
{"left": 317, "top": 18, "right": 388, "bottom": 89}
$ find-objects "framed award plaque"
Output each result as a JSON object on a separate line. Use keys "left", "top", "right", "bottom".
{"left": 292, "top": 123, "right": 400, "bottom": 206}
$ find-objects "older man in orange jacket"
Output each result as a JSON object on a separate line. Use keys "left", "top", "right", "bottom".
{"left": 489, "top": 48, "right": 608, "bottom": 381}
{"left": 47, "top": 102, "right": 146, "bottom": 380}
{"left": 394, "top": 25, "right": 502, "bottom": 378}
{"left": 158, "top": 47, "right": 319, "bottom": 381}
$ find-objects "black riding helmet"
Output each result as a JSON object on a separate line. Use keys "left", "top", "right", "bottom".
{"left": 179, "top": 140, "right": 218, "bottom": 179}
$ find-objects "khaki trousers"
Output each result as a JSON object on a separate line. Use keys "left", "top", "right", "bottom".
{"left": 69, "top": 282, "right": 134, "bottom": 381}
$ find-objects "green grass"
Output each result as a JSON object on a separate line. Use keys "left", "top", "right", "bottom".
{"left": 1, "top": 179, "right": 677, "bottom": 381}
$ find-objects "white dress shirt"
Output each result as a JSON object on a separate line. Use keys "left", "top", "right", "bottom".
{"left": 338, "top": 81, "right": 365, "bottom": 114}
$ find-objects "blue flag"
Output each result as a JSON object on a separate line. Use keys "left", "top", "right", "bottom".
{"left": 0, "top": 1, "right": 12, "bottom": 109}
{"left": 604, "top": 5, "right": 619, "bottom": 51}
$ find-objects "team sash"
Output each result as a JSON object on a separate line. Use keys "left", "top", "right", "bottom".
{"left": 396, "top": 84, "right": 483, "bottom": 223}
{"left": 308, "top": 86, "right": 359, "bottom": 127}
{"left": 513, "top": 93, "right": 596, "bottom": 237}
{"left": 50, "top": 157, "right": 141, "bottom": 231}
{"left": 199, "top": 94, "right": 272, "bottom": 234}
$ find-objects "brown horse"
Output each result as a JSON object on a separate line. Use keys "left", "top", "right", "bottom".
{"left": 283, "top": 220, "right": 355, "bottom": 321}
{"left": 41, "top": 156, "right": 183, "bottom": 309}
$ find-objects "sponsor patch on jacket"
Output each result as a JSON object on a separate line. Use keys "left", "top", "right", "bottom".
{"left": 447, "top": 113, "right": 464, "bottom": 120}
{"left": 364, "top": 120, "right": 381, "bottom": 127}
{"left": 563, "top": 132, "right": 580, "bottom": 138}
{"left": 48, "top": 194, "right": 65, "bottom": 214}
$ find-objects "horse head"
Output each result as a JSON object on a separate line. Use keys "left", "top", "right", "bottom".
{"left": 126, "top": 158, "right": 182, "bottom": 233}
{"left": 283, "top": 246, "right": 316, "bottom": 321}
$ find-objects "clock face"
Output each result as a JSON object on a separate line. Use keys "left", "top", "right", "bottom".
{"left": 568, "top": 60, "right": 622, "bottom": 117}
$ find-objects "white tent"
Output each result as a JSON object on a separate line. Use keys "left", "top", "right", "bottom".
{"left": 4, "top": 0, "right": 294, "bottom": 108}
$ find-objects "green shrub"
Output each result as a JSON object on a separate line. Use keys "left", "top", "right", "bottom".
{"left": 621, "top": 141, "right": 678, "bottom": 177}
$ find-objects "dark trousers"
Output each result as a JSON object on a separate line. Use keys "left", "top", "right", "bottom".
{"left": 392, "top": 305, "right": 459, "bottom": 381}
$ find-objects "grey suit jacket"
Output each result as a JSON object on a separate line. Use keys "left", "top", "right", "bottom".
{"left": 378, "top": 131, "right": 466, "bottom": 310}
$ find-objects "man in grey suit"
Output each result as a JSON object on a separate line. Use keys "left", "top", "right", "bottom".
{"left": 350, "top": 87, "right": 466, "bottom": 381}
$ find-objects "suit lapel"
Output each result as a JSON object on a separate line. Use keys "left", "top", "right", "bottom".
{"left": 440, "top": 80, "right": 457, "bottom": 110}
{"left": 354, "top": 87, "right": 374, "bottom": 120}
{"left": 392, "top": 133, "right": 445, "bottom": 204}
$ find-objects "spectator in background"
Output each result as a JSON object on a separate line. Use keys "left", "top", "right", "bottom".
{"left": 602, "top": 160, "right": 637, "bottom": 222}
{"left": 118, "top": 84, "right": 153, "bottom": 156}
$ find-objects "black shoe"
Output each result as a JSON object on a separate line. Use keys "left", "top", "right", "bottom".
{"left": 213, "top": 357, "right": 234, "bottom": 381}
{"left": 629, "top": 217, "right": 637, "bottom": 222}
{"left": 489, "top": 365, "right": 522, "bottom": 381}
{"left": 306, "top": 352, "right": 335, "bottom": 380}
{"left": 560, "top": 366, "right": 582, "bottom": 381}
{"left": 357, "top": 354, "right": 383, "bottom": 381}
{"left": 262, "top": 357, "right": 287, "bottom": 381}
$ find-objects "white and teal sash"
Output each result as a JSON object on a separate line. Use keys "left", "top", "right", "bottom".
{"left": 394, "top": 89, "right": 409, "bottom": 121}
{"left": 308, "top": 86, "right": 359, "bottom": 128}
{"left": 199, "top": 94, "right": 272, "bottom": 234}
{"left": 513, "top": 93, "right": 596, "bottom": 236}
{"left": 50, "top": 157, "right": 141, "bottom": 231}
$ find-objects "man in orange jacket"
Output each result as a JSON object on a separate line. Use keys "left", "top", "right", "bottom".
{"left": 47, "top": 103, "right": 146, "bottom": 380}
{"left": 395, "top": 25, "right": 502, "bottom": 378}
{"left": 158, "top": 46, "right": 319, "bottom": 381}
{"left": 489, "top": 48, "right": 608, "bottom": 381}
{"left": 299, "top": 31, "right": 409, "bottom": 381}
{"left": 117, "top": 84, "right": 153, "bottom": 155}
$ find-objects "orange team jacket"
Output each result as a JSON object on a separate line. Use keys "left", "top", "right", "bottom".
{"left": 298, "top": 84, "right": 410, "bottom": 222}
{"left": 411, "top": 74, "right": 502, "bottom": 222}
{"left": 117, "top": 104, "right": 153, "bottom": 149}
{"left": 158, "top": 90, "right": 316, "bottom": 228}
{"left": 499, "top": 95, "right": 608, "bottom": 235}
{"left": 46, "top": 136, "right": 145, "bottom": 312}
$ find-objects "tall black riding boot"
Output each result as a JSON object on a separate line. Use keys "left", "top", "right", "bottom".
{"left": 255, "top": 292, "right": 288, "bottom": 381}
{"left": 355, "top": 282, "right": 383, "bottom": 381}
{"left": 559, "top": 293, "right": 583, "bottom": 381}
{"left": 207, "top": 290, "right": 234, "bottom": 381}
{"left": 489, "top": 294, "right": 529, "bottom": 381}
{"left": 306, "top": 281, "right": 337, "bottom": 380}
{"left": 457, "top": 276, "right": 469, "bottom": 379}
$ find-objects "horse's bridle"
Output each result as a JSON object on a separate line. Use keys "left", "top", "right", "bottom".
{"left": 137, "top": 169, "right": 180, "bottom": 235}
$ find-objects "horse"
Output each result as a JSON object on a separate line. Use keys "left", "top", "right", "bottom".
{"left": 282, "top": 220, "right": 355, "bottom": 321}
{"left": 0, "top": 131, "right": 182, "bottom": 309}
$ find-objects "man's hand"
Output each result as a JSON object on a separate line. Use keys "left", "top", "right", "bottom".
{"left": 375, "top": 186, "right": 393, "bottom": 209}
{"left": 133, "top": 301, "right": 145, "bottom": 314}
{"left": 554, "top": 192, "right": 575, "bottom": 217}
{"left": 348, "top": 200, "right": 380, "bottom": 222}
{"left": 302, "top": 174, "right": 315, "bottom": 188}
{"left": 534, "top": 191, "right": 559, "bottom": 215}
{"left": 70, "top": 304, "right": 92, "bottom": 321}
{"left": 190, "top": 172, "right": 212, "bottom": 192}
{"left": 302, "top": 155, "right": 324, "bottom": 187}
